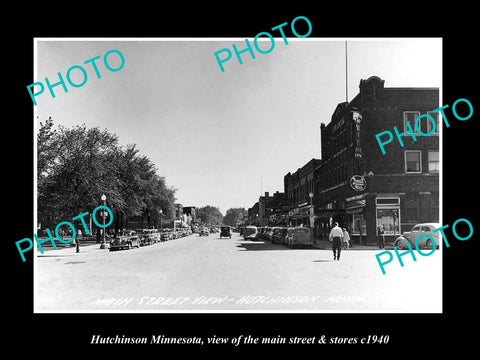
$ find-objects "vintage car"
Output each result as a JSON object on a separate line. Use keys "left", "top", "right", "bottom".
{"left": 109, "top": 230, "right": 140, "bottom": 251}
{"left": 393, "top": 223, "right": 441, "bottom": 250}
{"left": 265, "top": 227, "right": 275, "bottom": 242}
{"left": 272, "top": 227, "right": 288, "bottom": 245}
{"left": 243, "top": 226, "right": 258, "bottom": 240}
{"left": 199, "top": 227, "right": 210, "bottom": 236}
{"left": 286, "top": 227, "right": 313, "bottom": 248}
{"left": 220, "top": 226, "right": 232, "bottom": 239}
{"left": 136, "top": 229, "right": 160, "bottom": 246}
{"left": 160, "top": 229, "right": 173, "bottom": 242}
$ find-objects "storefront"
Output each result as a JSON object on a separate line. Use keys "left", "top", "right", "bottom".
{"left": 345, "top": 195, "right": 366, "bottom": 244}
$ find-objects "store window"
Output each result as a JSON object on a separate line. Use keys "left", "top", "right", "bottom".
{"left": 376, "top": 208, "right": 400, "bottom": 236}
{"left": 405, "top": 150, "right": 422, "bottom": 173}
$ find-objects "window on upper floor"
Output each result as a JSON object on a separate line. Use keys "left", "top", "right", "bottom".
{"left": 426, "top": 111, "right": 440, "bottom": 135}
{"left": 403, "top": 111, "right": 421, "bottom": 134}
{"left": 405, "top": 150, "right": 422, "bottom": 173}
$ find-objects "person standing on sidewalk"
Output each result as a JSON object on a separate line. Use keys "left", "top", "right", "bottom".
{"left": 75, "top": 234, "right": 80, "bottom": 253}
{"left": 377, "top": 225, "right": 385, "bottom": 250}
{"left": 329, "top": 222, "right": 344, "bottom": 260}
{"left": 342, "top": 228, "right": 351, "bottom": 250}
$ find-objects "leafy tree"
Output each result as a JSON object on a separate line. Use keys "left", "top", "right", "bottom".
{"left": 37, "top": 118, "right": 177, "bottom": 234}
{"left": 196, "top": 206, "right": 224, "bottom": 226}
{"left": 222, "top": 207, "right": 247, "bottom": 227}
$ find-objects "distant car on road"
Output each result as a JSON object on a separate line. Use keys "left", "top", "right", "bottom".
{"left": 110, "top": 230, "right": 140, "bottom": 251}
{"left": 220, "top": 226, "right": 232, "bottom": 239}
{"left": 393, "top": 223, "right": 440, "bottom": 250}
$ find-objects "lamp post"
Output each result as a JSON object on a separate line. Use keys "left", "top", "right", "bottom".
{"left": 100, "top": 194, "right": 107, "bottom": 249}
{"left": 309, "top": 192, "right": 314, "bottom": 228}
{"left": 159, "top": 209, "right": 163, "bottom": 230}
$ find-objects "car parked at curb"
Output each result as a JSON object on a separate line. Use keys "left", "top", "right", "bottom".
{"left": 136, "top": 229, "right": 160, "bottom": 246}
{"left": 109, "top": 230, "right": 140, "bottom": 251}
{"left": 286, "top": 227, "right": 313, "bottom": 248}
{"left": 199, "top": 227, "right": 210, "bottom": 236}
{"left": 272, "top": 227, "right": 288, "bottom": 245}
{"left": 243, "top": 226, "right": 258, "bottom": 240}
{"left": 393, "top": 223, "right": 441, "bottom": 250}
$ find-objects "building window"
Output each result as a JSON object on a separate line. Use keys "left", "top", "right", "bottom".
{"left": 405, "top": 150, "right": 422, "bottom": 173}
{"left": 403, "top": 111, "right": 420, "bottom": 134}
{"left": 427, "top": 111, "right": 440, "bottom": 135}
{"left": 428, "top": 151, "right": 439, "bottom": 173}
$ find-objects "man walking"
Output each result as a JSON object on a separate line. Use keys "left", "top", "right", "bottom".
{"left": 329, "top": 222, "right": 344, "bottom": 260}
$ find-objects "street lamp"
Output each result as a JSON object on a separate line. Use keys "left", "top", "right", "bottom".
{"left": 159, "top": 209, "right": 163, "bottom": 230}
{"left": 309, "top": 192, "right": 314, "bottom": 228}
{"left": 100, "top": 194, "right": 107, "bottom": 249}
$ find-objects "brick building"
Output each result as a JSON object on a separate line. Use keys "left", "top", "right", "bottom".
{"left": 316, "top": 76, "right": 439, "bottom": 245}
{"left": 284, "top": 158, "right": 322, "bottom": 228}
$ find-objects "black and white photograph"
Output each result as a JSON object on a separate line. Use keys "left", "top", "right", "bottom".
{"left": 8, "top": 7, "right": 479, "bottom": 355}
{"left": 32, "top": 38, "right": 442, "bottom": 313}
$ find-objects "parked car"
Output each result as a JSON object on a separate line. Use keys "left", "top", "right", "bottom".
{"left": 265, "top": 227, "right": 275, "bottom": 242}
{"left": 393, "top": 223, "right": 441, "bottom": 250}
{"left": 199, "top": 227, "right": 210, "bottom": 236}
{"left": 272, "top": 227, "right": 288, "bottom": 245}
{"left": 109, "top": 230, "right": 140, "bottom": 251}
{"left": 257, "top": 227, "right": 265, "bottom": 239}
{"left": 136, "top": 229, "right": 160, "bottom": 246}
{"left": 160, "top": 229, "right": 172, "bottom": 242}
{"left": 239, "top": 226, "right": 246, "bottom": 236}
{"left": 287, "top": 227, "right": 313, "bottom": 248}
{"left": 220, "top": 226, "right": 232, "bottom": 239}
{"left": 243, "top": 226, "right": 258, "bottom": 240}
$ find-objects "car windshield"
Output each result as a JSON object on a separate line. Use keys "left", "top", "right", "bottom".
{"left": 245, "top": 228, "right": 256, "bottom": 235}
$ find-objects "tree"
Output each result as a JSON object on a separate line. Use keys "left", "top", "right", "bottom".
{"left": 37, "top": 118, "right": 177, "bottom": 234}
{"left": 222, "top": 208, "right": 247, "bottom": 227}
{"left": 196, "top": 206, "right": 224, "bottom": 226}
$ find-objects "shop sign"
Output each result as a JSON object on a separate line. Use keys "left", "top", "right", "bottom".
{"left": 349, "top": 175, "right": 367, "bottom": 192}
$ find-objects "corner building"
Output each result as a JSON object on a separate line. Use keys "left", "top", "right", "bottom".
{"left": 317, "top": 76, "right": 439, "bottom": 245}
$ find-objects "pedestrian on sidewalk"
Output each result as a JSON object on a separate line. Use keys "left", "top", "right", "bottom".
{"left": 377, "top": 225, "right": 385, "bottom": 250}
{"left": 329, "top": 222, "right": 344, "bottom": 260}
{"left": 75, "top": 235, "right": 80, "bottom": 253}
{"left": 342, "top": 228, "right": 351, "bottom": 250}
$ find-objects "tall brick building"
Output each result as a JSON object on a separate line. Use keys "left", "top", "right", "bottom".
{"left": 316, "top": 76, "right": 439, "bottom": 245}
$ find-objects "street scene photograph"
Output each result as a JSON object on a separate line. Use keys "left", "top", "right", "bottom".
{"left": 33, "top": 38, "right": 442, "bottom": 312}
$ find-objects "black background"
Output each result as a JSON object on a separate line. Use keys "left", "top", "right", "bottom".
{"left": 7, "top": 4, "right": 478, "bottom": 356}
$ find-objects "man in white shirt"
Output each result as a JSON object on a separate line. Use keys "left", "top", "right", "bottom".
{"left": 329, "top": 222, "right": 344, "bottom": 260}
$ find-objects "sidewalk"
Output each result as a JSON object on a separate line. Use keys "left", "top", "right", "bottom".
{"left": 313, "top": 239, "right": 380, "bottom": 250}
{"left": 36, "top": 243, "right": 110, "bottom": 257}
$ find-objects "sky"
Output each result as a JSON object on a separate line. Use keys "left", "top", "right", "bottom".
{"left": 35, "top": 38, "right": 442, "bottom": 214}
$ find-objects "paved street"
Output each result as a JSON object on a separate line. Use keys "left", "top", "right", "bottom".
{"left": 35, "top": 232, "right": 442, "bottom": 312}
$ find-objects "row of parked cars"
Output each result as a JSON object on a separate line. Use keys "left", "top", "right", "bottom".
{"left": 109, "top": 228, "right": 193, "bottom": 251}
{"left": 242, "top": 226, "right": 314, "bottom": 248}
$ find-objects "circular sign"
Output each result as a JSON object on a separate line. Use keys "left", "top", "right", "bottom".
{"left": 350, "top": 175, "right": 367, "bottom": 191}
